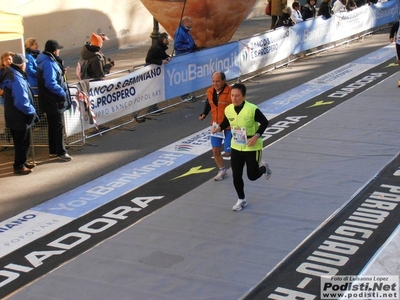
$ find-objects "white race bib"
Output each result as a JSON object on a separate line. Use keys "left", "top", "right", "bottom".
{"left": 232, "top": 127, "right": 247, "bottom": 145}
{"left": 211, "top": 122, "right": 224, "bottom": 139}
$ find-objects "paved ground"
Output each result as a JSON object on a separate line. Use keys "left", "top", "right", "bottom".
{"left": 1, "top": 15, "right": 399, "bottom": 300}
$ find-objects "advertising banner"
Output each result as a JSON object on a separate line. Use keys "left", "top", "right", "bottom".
{"left": 239, "top": 27, "right": 292, "bottom": 75}
{"left": 291, "top": 16, "right": 334, "bottom": 54}
{"left": 292, "top": 1, "right": 397, "bottom": 54}
{"left": 332, "top": 6, "right": 374, "bottom": 41}
{"left": 65, "top": 65, "right": 165, "bottom": 133}
{"left": 164, "top": 42, "right": 240, "bottom": 99}
{"left": 371, "top": 0, "right": 399, "bottom": 27}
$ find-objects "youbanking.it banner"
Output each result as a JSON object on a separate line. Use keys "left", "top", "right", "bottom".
{"left": 239, "top": 0, "right": 398, "bottom": 75}
{"left": 164, "top": 42, "right": 240, "bottom": 100}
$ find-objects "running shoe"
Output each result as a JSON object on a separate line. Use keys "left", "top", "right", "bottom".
{"left": 263, "top": 160, "right": 272, "bottom": 180}
{"left": 181, "top": 95, "right": 195, "bottom": 102}
{"left": 232, "top": 198, "right": 247, "bottom": 211}
{"left": 58, "top": 153, "right": 73, "bottom": 162}
{"left": 214, "top": 169, "right": 228, "bottom": 181}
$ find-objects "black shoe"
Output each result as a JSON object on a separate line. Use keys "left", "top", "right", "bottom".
{"left": 147, "top": 109, "right": 163, "bottom": 116}
{"left": 25, "top": 162, "right": 36, "bottom": 169}
{"left": 14, "top": 166, "right": 32, "bottom": 175}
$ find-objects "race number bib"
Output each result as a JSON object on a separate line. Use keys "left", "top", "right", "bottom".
{"left": 211, "top": 122, "right": 224, "bottom": 139}
{"left": 232, "top": 127, "right": 247, "bottom": 145}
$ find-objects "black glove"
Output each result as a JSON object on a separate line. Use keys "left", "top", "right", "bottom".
{"left": 104, "top": 59, "right": 115, "bottom": 74}
{"left": 108, "top": 58, "right": 115, "bottom": 67}
{"left": 104, "top": 64, "right": 113, "bottom": 74}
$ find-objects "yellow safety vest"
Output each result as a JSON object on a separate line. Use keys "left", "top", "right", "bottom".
{"left": 224, "top": 101, "right": 263, "bottom": 151}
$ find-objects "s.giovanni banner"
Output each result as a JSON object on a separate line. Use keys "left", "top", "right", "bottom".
{"left": 65, "top": 65, "right": 165, "bottom": 134}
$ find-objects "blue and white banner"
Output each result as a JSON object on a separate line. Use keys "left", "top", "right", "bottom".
{"left": 291, "top": 16, "right": 333, "bottom": 54}
{"left": 65, "top": 65, "right": 165, "bottom": 134}
{"left": 164, "top": 42, "right": 240, "bottom": 99}
{"left": 239, "top": 27, "right": 292, "bottom": 75}
{"left": 291, "top": 1, "right": 397, "bottom": 54}
{"left": 371, "top": 1, "right": 399, "bottom": 27}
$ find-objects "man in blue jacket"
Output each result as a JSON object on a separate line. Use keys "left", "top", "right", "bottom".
{"left": 37, "top": 39, "right": 72, "bottom": 162}
{"left": 174, "top": 16, "right": 199, "bottom": 102}
{"left": 174, "top": 16, "right": 199, "bottom": 55}
{"left": 1, "top": 53, "right": 38, "bottom": 175}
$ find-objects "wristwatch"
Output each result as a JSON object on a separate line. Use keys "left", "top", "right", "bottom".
{"left": 255, "top": 133, "right": 260, "bottom": 138}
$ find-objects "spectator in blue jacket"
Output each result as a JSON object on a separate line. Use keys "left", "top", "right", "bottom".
{"left": 174, "top": 16, "right": 199, "bottom": 103}
{"left": 0, "top": 53, "right": 37, "bottom": 175}
{"left": 25, "top": 37, "right": 40, "bottom": 95}
{"left": 174, "top": 16, "right": 199, "bottom": 55}
{"left": 37, "top": 39, "right": 72, "bottom": 162}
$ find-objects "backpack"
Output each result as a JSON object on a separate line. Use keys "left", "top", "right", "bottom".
{"left": 76, "top": 53, "right": 105, "bottom": 81}
{"left": 76, "top": 58, "right": 90, "bottom": 81}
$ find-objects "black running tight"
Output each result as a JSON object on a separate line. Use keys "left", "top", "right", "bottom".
{"left": 231, "top": 148, "right": 266, "bottom": 200}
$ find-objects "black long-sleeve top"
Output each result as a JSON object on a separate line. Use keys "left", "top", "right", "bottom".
{"left": 219, "top": 101, "right": 269, "bottom": 137}
{"left": 390, "top": 21, "right": 399, "bottom": 39}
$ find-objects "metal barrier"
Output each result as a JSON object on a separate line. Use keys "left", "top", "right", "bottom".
{"left": 0, "top": 89, "right": 85, "bottom": 149}
{"left": 67, "top": 61, "right": 198, "bottom": 143}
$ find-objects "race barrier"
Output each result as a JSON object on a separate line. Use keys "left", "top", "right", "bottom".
{"left": 0, "top": 0, "right": 397, "bottom": 148}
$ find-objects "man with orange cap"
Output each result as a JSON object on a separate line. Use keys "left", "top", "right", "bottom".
{"left": 79, "top": 33, "right": 114, "bottom": 80}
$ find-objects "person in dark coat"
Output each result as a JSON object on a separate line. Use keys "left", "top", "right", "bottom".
{"left": 274, "top": 7, "right": 293, "bottom": 29}
{"left": 0, "top": 53, "right": 37, "bottom": 174}
{"left": 37, "top": 39, "right": 72, "bottom": 161}
{"left": 317, "top": 0, "right": 333, "bottom": 19}
{"left": 270, "top": 0, "right": 288, "bottom": 29}
{"left": 145, "top": 32, "right": 171, "bottom": 115}
{"left": 145, "top": 32, "right": 171, "bottom": 66}
{"left": 302, "top": 0, "right": 317, "bottom": 20}
{"left": 389, "top": 20, "right": 400, "bottom": 65}
{"left": 79, "top": 33, "right": 114, "bottom": 81}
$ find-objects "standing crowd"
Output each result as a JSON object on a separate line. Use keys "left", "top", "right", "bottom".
{"left": 0, "top": 32, "right": 118, "bottom": 175}
{"left": 0, "top": 39, "right": 73, "bottom": 175}
{"left": 267, "top": 0, "right": 378, "bottom": 29}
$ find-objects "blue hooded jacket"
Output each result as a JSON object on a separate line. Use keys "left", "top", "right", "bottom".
{"left": 0, "top": 65, "right": 37, "bottom": 131}
{"left": 25, "top": 49, "right": 40, "bottom": 95}
{"left": 36, "top": 51, "right": 70, "bottom": 114}
{"left": 174, "top": 24, "right": 196, "bottom": 55}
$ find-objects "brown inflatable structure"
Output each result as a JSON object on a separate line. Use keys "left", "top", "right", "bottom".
{"left": 140, "top": 0, "right": 258, "bottom": 48}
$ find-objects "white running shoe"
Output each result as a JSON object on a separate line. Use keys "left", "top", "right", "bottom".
{"left": 181, "top": 95, "right": 195, "bottom": 102}
{"left": 263, "top": 160, "right": 272, "bottom": 180}
{"left": 58, "top": 153, "right": 73, "bottom": 162}
{"left": 214, "top": 169, "right": 228, "bottom": 181}
{"left": 232, "top": 199, "right": 247, "bottom": 211}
